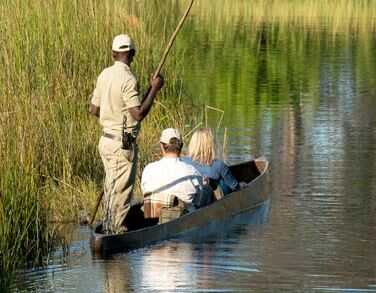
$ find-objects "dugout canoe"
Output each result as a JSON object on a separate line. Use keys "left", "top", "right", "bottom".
{"left": 90, "top": 157, "right": 270, "bottom": 255}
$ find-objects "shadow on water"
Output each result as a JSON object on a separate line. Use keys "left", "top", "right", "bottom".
{"left": 9, "top": 0, "right": 376, "bottom": 291}
{"left": 98, "top": 200, "right": 271, "bottom": 292}
{"left": 12, "top": 200, "right": 271, "bottom": 292}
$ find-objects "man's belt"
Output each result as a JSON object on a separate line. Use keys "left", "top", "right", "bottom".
{"left": 102, "top": 132, "right": 122, "bottom": 142}
{"left": 102, "top": 131, "right": 137, "bottom": 143}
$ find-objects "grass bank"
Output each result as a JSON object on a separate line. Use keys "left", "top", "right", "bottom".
{"left": 0, "top": 0, "right": 198, "bottom": 288}
{"left": 1, "top": 0, "right": 375, "bottom": 289}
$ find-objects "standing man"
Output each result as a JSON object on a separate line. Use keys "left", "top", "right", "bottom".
{"left": 89, "top": 34, "right": 164, "bottom": 233}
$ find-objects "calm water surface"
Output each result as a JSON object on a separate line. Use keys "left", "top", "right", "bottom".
{"left": 14, "top": 7, "right": 376, "bottom": 293}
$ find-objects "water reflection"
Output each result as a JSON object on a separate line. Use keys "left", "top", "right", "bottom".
{"left": 102, "top": 259, "right": 132, "bottom": 293}
{"left": 13, "top": 202, "right": 270, "bottom": 292}
{"left": 13, "top": 1, "right": 376, "bottom": 291}
{"left": 110, "top": 202, "right": 270, "bottom": 292}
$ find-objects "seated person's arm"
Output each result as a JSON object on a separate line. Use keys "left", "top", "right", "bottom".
{"left": 220, "top": 161, "right": 241, "bottom": 192}
{"left": 141, "top": 166, "right": 152, "bottom": 196}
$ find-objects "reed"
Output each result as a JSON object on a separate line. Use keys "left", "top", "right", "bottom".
{"left": 194, "top": 0, "right": 376, "bottom": 37}
{"left": 0, "top": 166, "right": 51, "bottom": 290}
{"left": 0, "top": 0, "right": 197, "bottom": 287}
{"left": 1, "top": 0, "right": 375, "bottom": 289}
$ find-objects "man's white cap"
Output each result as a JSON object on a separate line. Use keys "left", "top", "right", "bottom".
{"left": 112, "top": 34, "right": 135, "bottom": 52}
{"left": 160, "top": 128, "right": 182, "bottom": 144}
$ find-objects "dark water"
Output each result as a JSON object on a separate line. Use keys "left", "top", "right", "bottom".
{"left": 14, "top": 9, "right": 376, "bottom": 293}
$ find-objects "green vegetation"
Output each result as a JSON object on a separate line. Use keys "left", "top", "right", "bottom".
{"left": 0, "top": 169, "right": 51, "bottom": 291}
{"left": 195, "top": 0, "right": 376, "bottom": 35}
{"left": 0, "top": 0, "right": 197, "bottom": 287}
{"left": 1, "top": 0, "right": 375, "bottom": 289}
{"left": 186, "top": 0, "right": 376, "bottom": 128}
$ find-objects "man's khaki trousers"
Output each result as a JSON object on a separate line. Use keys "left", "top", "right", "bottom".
{"left": 98, "top": 136, "right": 137, "bottom": 233}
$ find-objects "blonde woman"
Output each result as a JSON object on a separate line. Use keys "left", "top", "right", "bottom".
{"left": 183, "top": 128, "right": 240, "bottom": 196}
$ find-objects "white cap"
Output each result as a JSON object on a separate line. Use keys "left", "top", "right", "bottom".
{"left": 112, "top": 34, "right": 135, "bottom": 52}
{"left": 160, "top": 128, "right": 182, "bottom": 144}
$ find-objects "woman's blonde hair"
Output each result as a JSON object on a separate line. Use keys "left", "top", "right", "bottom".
{"left": 188, "top": 128, "right": 216, "bottom": 165}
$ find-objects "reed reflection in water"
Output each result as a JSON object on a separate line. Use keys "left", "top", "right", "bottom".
{"left": 14, "top": 202, "right": 270, "bottom": 292}
{"left": 11, "top": 0, "right": 376, "bottom": 291}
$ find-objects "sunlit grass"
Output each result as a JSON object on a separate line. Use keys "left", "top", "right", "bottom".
{"left": 194, "top": 0, "right": 376, "bottom": 36}
{"left": 0, "top": 0, "right": 197, "bottom": 287}
{"left": 1, "top": 0, "right": 375, "bottom": 289}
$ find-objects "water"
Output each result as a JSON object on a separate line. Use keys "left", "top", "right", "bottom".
{"left": 13, "top": 4, "right": 376, "bottom": 292}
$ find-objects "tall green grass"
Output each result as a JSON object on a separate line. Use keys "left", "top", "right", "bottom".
{"left": 194, "top": 0, "right": 376, "bottom": 36}
{"left": 0, "top": 168, "right": 51, "bottom": 290}
{"left": 184, "top": 0, "right": 376, "bottom": 129}
{"left": 0, "top": 0, "right": 197, "bottom": 287}
{"left": 1, "top": 0, "right": 375, "bottom": 289}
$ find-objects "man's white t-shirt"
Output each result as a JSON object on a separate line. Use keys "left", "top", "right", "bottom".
{"left": 141, "top": 157, "right": 202, "bottom": 204}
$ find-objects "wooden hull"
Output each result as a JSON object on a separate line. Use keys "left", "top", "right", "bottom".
{"left": 91, "top": 157, "right": 270, "bottom": 255}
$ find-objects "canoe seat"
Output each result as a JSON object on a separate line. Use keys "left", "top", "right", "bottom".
{"left": 144, "top": 194, "right": 183, "bottom": 219}
{"left": 159, "top": 205, "right": 186, "bottom": 224}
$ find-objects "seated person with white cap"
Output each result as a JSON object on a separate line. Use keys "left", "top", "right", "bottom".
{"left": 141, "top": 128, "right": 207, "bottom": 220}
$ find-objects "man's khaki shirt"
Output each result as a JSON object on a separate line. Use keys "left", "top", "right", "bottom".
{"left": 91, "top": 61, "right": 141, "bottom": 137}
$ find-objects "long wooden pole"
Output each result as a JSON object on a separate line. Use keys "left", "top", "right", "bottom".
{"left": 153, "top": 0, "right": 194, "bottom": 79}
{"left": 89, "top": 191, "right": 104, "bottom": 225}
{"left": 90, "top": 0, "right": 194, "bottom": 226}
